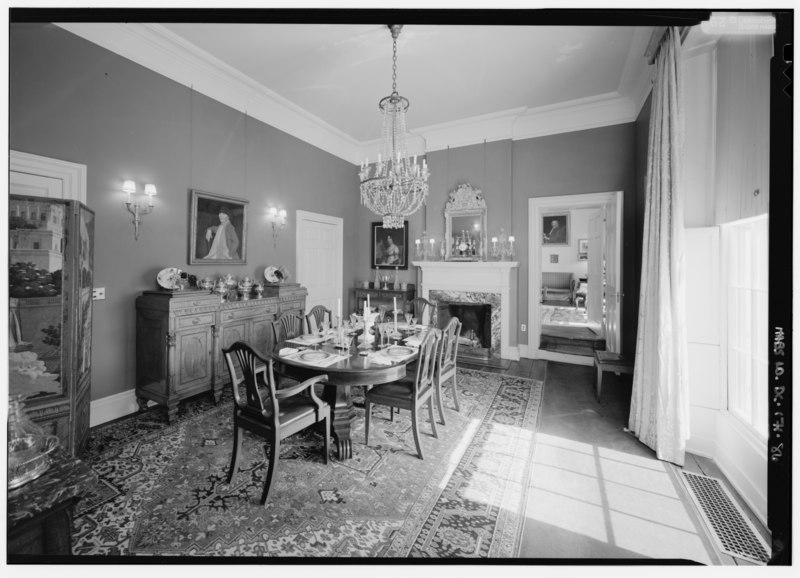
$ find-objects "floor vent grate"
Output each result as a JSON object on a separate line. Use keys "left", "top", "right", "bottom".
{"left": 681, "top": 471, "right": 770, "bottom": 564}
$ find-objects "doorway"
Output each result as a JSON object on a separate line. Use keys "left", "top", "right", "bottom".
{"left": 295, "top": 210, "right": 343, "bottom": 321}
{"left": 528, "top": 192, "right": 623, "bottom": 365}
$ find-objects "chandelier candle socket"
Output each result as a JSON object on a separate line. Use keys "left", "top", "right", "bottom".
{"left": 359, "top": 25, "right": 429, "bottom": 229}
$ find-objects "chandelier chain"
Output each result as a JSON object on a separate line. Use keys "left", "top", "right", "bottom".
{"left": 392, "top": 37, "right": 398, "bottom": 94}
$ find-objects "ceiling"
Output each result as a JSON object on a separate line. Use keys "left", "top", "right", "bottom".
{"left": 57, "top": 21, "right": 656, "bottom": 162}
{"left": 161, "top": 23, "right": 645, "bottom": 143}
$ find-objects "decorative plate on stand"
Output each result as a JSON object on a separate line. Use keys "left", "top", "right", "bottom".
{"left": 156, "top": 267, "right": 183, "bottom": 290}
{"left": 264, "top": 266, "right": 282, "bottom": 284}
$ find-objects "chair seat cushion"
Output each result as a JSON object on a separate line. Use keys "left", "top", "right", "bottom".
{"left": 240, "top": 395, "right": 325, "bottom": 430}
{"left": 366, "top": 380, "right": 414, "bottom": 404}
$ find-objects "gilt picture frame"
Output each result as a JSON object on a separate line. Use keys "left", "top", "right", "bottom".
{"left": 371, "top": 221, "right": 409, "bottom": 270}
{"left": 189, "top": 189, "right": 248, "bottom": 265}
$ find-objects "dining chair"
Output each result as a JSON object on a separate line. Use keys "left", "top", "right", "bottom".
{"left": 406, "top": 297, "right": 435, "bottom": 326}
{"left": 434, "top": 316, "right": 462, "bottom": 425}
{"left": 305, "top": 305, "right": 332, "bottom": 334}
{"left": 222, "top": 341, "right": 330, "bottom": 506}
{"left": 364, "top": 328, "right": 441, "bottom": 459}
{"left": 271, "top": 311, "right": 304, "bottom": 350}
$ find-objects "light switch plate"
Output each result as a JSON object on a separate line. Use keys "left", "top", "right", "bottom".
{"left": 92, "top": 287, "right": 105, "bottom": 300}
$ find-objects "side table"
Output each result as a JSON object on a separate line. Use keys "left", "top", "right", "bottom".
{"left": 594, "top": 350, "right": 635, "bottom": 401}
{"left": 7, "top": 450, "right": 97, "bottom": 558}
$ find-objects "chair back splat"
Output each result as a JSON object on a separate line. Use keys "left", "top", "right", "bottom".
{"left": 305, "top": 305, "right": 332, "bottom": 334}
{"left": 433, "top": 317, "right": 462, "bottom": 424}
{"left": 406, "top": 297, "right": 434, "bottom": 325}
{"left": 272, "top": 311, "right": 304, "bottom": 348}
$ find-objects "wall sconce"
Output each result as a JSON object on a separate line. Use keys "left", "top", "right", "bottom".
{"left": 491, "top": 228, "right": 515, "bottom": 260}
{"left": 268, "top": 206, "right": 287, "bottom": 247}
{"left": 414, "top": 231, "right": 438, "bottom": 261}
{"left": 123, "top": 180, "right": 157, "bottom": 241}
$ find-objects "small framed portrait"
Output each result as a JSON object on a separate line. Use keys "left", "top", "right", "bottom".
{"left": 578, "top": 238, "right": 589, "bottom": 260}
{"left": 371, "top": 221, "right": 409, "bottom": 270}
{"left": 542, "top": 212, "right": 569, "bottom": 246}
{"left": 189, "top": 189, "right": 248, "bottom": 265}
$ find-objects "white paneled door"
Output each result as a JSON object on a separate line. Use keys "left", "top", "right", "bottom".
{"left": 603, "top": 196, "right": 623, "bottom": 353}
{"left": 296, "top": 210, "right": 343, "bottom": 323}
{"left": 587, "top": 210, "right": 604, "bottom": 335}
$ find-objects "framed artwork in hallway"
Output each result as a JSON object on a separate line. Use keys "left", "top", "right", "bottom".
{"left": 542, "top": 213, "right": 569, "bottom": 246}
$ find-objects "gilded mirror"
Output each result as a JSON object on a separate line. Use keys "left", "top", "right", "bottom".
{"left": 444, "top": 184, "right": 488, "bottom": 261}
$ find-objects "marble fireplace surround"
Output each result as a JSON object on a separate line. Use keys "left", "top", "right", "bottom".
{"left": 412, "top": 261, "right": 519, "bottom": 360}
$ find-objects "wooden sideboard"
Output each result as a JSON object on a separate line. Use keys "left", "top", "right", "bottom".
{"left": 135, "top": 286, "right": 307, "bottom": 421}
{"left": 352, "top": 285, "right": 415, "bottom": 316}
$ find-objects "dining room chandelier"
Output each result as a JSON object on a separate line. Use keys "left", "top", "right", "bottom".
{"left": 359, "top": 24, "right": 429, "bottom": 229}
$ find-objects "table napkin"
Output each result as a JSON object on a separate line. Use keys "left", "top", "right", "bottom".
{"left": 279, "top": 347, "right": 300, "bottom": 357}
{"left": 403, "top": 336, "right": 423, "bottom": 347}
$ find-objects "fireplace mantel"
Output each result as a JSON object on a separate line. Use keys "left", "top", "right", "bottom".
{"left": 412, "top": 261, "right": 519, "bottom": 360}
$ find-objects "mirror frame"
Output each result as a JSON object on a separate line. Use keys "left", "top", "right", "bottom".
{"left": 444, "top": 183, "right": 488, "bottom": 261}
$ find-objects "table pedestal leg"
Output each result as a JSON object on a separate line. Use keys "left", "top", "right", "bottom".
{"left": 323, "top": 383, "right": 355, "bottom": 460}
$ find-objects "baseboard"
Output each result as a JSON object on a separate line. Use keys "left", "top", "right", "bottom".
{"left": 538, "top": 349, "right": 595, "bottom": 367}
{"left": 90, "top": 388, "right": 153, "bottom": 427}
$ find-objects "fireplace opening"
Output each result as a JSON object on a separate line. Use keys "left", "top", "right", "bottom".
{"left": 438, "top": 303, "right": 492, "bottom": 360}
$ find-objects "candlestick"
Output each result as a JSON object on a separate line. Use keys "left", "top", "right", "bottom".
{"left": 337, "top": 298, "right": 341, "bottom": 325}
{"left": 393, "top": 296, "right": 397, "bottom": 312}
{"left": 367, "top": 294, "right": 370, "bottom": 310}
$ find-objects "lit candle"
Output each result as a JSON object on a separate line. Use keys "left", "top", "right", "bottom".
{"left": 367, "top": 293, "right": 370, "bottom": 310}
{"left": 378, "top": 153, "right": 382, "bottom": 164}
{"left": 393, "top": 296, "right": 397, "bottom": 313}
{"left": 364, "top": 300, "right": 367, "bottom": 316}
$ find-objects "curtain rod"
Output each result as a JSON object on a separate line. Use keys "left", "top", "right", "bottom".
{"left": 644, "top": 26, "right": 690, "bottom": 64}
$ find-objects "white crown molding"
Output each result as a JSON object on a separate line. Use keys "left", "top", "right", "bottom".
{"left": 55, "top": 22, "right": 361, "bottom": 163}
{"left": 618, "top": 26, "right": 654, "bottom": 117}
{"left": 57, "top": 22, "right": 642, "bottom": 164}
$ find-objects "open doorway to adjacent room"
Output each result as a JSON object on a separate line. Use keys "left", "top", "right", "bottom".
{"left": 528, "top": 192, "right": 623, "bottom": 365}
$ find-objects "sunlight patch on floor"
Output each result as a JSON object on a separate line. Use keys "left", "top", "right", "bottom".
{"left": 438, "top": 419, "right": 480, "bottom": 491}
{"left": 527, "top": 433, "right": 712, "bottom": 560}
{"left": 457, "top": 423, "right": 534, "bottom": 510}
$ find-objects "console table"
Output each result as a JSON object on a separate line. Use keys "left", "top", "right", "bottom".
{"left": 135, "top": 286, "right": 307, "bottom": 422}
{"left": 352, "top": 285, "right": 415, "bottom": 315}
{"left": 7, "top": 450, "right": 97, "bottom": 558}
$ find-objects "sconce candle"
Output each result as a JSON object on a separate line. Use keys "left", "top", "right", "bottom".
{"left": 267, "top": 205, "right": 287, "bottom": 248}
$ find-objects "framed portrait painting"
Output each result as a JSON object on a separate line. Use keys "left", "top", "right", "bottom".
{"left": 189, "top": 189, "right": 248, "bottom": 265}
{"left": 542, "top": 212, "right": 569, "bottom": 246}
{"left": 371, "top": 221, "right": 409, "bottom": 270}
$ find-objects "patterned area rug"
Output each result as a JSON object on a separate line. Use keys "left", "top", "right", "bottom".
{"left": 73, "top": 368, "right": 542, "bottom": 558}
{"left": 540, "top": 305, "right": 589, "bottom": 327}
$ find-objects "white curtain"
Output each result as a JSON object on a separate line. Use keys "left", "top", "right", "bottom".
{"left": 629, "top": 27, "right": 690, "bottom": 466}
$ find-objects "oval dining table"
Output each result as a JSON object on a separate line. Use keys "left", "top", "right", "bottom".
{"left": 274, "top": 337, "right": 417, "bottom": 460}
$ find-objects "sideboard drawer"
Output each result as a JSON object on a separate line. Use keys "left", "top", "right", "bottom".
{"left": 176, "top": 313, "right": 215, "bottom": 329}
{"left": 278, "top": 300, "right": 303, "bottom": 313}
{"left": 221, "top": 305, "right": 273, "bottom": 323}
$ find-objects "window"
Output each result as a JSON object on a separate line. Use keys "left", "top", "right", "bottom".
{"left": 723, "top": 215, "right": 768, "bottom": 439}
{"left": 41, "top": 211, "right": 47, "bottom": 221}
{"left": 33, "top": 242, "right": 40, "bottom": 250}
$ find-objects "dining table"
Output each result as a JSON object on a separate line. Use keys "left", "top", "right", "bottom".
{"left": 274, "top": 323, "right": 428, "bottom": 460}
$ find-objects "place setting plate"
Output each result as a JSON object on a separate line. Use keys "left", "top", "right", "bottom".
{"left": 386, "top": 346, "right": 415, "bottom": 358}
{"left": 299, "top": 351, "right": 330, "bottom": 362}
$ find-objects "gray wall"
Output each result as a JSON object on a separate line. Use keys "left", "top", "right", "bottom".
{"left": 10, "top": 23, "right": 360, "bottom": 400}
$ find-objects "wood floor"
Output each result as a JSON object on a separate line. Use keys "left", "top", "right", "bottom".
{"left": 466, "top": 358, "right": 770, "bottom": 564}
